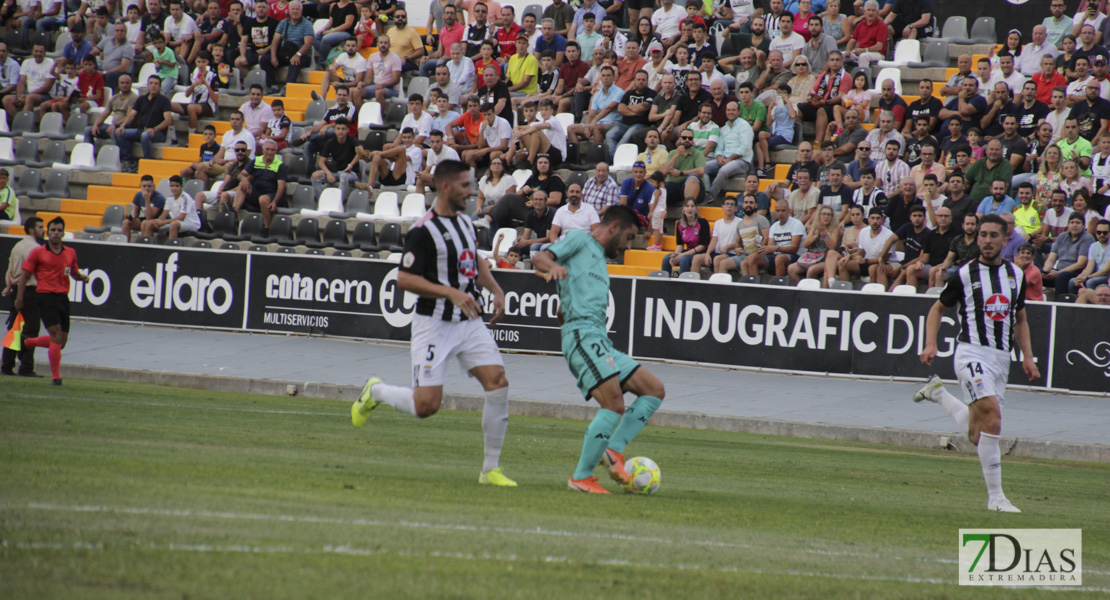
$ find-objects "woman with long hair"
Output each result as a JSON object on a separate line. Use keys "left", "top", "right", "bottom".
{"left": 789, "top": 205, "right": 842, "bottom": 287}
{"left": 1060, "top": 159, "right": 1091, "bottom": 201}
{"left": 523, "top": 155, "right": 565, "bottom": 206}
{"left": 989, "top": 30, "right": 1023, "bottom": 69}
{"left": 1056, "top": 35, "right": 1077, "bottom": 74}
{"left": 662, "top": 198, "right": 710, "bottom": 275}
{"left": 477, "top": 157, "right": 517, "bottom": 217}
{"left": 823, "top": 0, "right": 851, "bottom": 50}
{"left": 630, "top": 17, "right": 661, "bottom": 57}
{"left": 1035, "top": 144, "right": 1064, "bottom": 210}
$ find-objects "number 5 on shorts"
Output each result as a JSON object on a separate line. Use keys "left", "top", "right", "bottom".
{"left": 426, "top": 345, "right": 436, "bottom": 361}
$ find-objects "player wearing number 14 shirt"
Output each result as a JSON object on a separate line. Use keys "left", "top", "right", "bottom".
{"left": 914, "top": 214, "right": 1040, "bottom": 513}
{"left": 350, "top": 160, "right": 517, "bottom": 487}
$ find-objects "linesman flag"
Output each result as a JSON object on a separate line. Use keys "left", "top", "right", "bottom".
{"left": 2, "top": 312, "right": 24, "bottom": 351}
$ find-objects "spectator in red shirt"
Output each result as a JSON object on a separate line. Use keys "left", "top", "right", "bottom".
{"left": 495, "top": 6, "right": 523, "bottom": 61}
{"left": 1014, "top": 243, "right": 1045, "bottom": 301}
{"left": 475, "top": 40, "right": 502, "bottom": 81}
{"left": 75, "top": 55, "right": 104, "bottom": 113}
{"left": 555, "top": 41, "right": 590, "bottom": 115}
{"left": 14, "top": 217, "right": 89, "bottom": 386}
{"left": 845, "top": 0, "right": 888, "bottom": 71}
{"left": 1031, "top": 55, "right": 1066, "bottom": 106}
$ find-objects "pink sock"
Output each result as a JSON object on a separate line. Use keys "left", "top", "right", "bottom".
{"left": 25, "top": 335, "right": 50, "bottom": 348}
{"left": 47, "top": 343, "right": 61, "bottom": 380}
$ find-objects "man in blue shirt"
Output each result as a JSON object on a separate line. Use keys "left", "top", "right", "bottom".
{"left": 566, "top": 65, "right": 623, "bottom": 145}
{"left": 60, "top": 23, "right": 94, "bottom": 68}
{"left": 619, "top": 161, "right": 655, "bottom": 221}
{"left": 534, "top": 18, "right": 568, "bottom": 67}
{"left": 262, "top": 1, "right": 315, "bottom": 94}
{"left": 976, "top": 179, "right": 1019, "bottom": 218}
{"left": 122, "top": 175, "right": 167, "bottom": 238}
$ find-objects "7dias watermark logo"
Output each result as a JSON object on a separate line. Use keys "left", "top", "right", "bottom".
{"left": 959, "top": 529, "right": 1082, "bottom": 586}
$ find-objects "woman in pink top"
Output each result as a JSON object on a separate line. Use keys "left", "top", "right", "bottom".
{"left": 793, "top": 0, "right": 815, "bottom": 41}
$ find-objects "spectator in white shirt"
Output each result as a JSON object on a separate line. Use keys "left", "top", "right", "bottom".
{"left": 143, "top": 176, "right": 201, "bottom": 239}
{"left": 651, "top": 0, "right": 686, "bottom": 47}
{"left": 239, "top": 84, "right": 274, "bottom": 138}
{"left": 0, "top": 44, "right": 21, "bottom": 99}
{"left": 1019, "top": 25, "right": 1059, "bottom": 77}
{"left": 549, "top": 183, "right": 601, "bottom": 240}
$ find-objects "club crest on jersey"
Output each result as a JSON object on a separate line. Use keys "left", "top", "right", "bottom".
{"left": 458, "top": 249, "right": 478, "bottom": 278}
{"left": 984, "top": 294, "right": 1011, "bottom": 321}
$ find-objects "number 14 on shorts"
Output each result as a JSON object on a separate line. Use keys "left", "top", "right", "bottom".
{"left": 964, "top": 362, "right": 986, "bottom": 398}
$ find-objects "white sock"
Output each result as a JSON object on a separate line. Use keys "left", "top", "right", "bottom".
{"left": 481, "top": 387, "right": 509, "bottom": 473}
{"left": 937, "top": 388, "right": 969, "bottom": 431}
{"left": 372, "top": 382, "right": 417, "bottom": 416}
{"left": 978, "top": 432, "right": 1004, "bottom": 502}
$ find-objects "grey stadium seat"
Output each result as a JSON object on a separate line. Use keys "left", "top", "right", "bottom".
{"left": 85, "top": 205, "right": 127, "bottom": 234}
{"left": 254, "top": 215, "right": 294, "bottom": 244}
{"left": 279, "top": 185, "right": 316, "bottom": 215}
{"left": 933, "top": 16, "right": 968, "bottom": 44}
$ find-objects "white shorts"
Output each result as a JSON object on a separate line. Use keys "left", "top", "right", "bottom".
{"left": 954, "top": 343, "right": 1010, "bottom": 406}
{"left": 160, "top": 220, "right": 200, "bottom": 233}
{"left": 409, "top": 313, "right": 503, "bottom": 388}
{"left": 650, "top": 210, "right": 665, "bottom": 231}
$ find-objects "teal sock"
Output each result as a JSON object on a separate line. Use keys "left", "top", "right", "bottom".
{"left": 608, "top": 396, "right": 662, "bottom": 453}
{"left": 573, "top": 409, "right": 622, "bottom": 480}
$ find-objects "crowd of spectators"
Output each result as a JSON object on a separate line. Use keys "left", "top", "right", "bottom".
{"left": 0, "top": 0, "right": 1108, "bottom": 301}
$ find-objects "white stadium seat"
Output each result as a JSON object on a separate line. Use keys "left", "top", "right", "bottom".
{"left": 613, "top": 143, "right": 638, "bottom": 171}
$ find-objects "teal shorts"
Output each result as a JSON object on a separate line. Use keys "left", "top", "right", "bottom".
{"left": 561, "top": 327, "right": 640, "bottom": 400}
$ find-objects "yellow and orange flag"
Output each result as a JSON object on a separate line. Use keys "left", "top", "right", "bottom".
{"left": 1, "top": 312, "right": 24, "bottom": 351}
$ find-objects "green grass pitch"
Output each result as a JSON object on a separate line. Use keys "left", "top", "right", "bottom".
{"left": 1, "top": 378, "right": 1107, "bottom": 599}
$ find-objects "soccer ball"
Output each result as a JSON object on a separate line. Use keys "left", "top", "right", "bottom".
{"left": 622, "top": 456, "right": 661, "bottom": 495}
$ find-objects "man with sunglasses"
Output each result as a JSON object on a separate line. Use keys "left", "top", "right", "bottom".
{"left": 201, "top": 141, "right": 252, "bottom": 212}
{"left": 844, "top": 137, "right": 875, "bottom": 189}
{"left": 1071, "top": 219, "right": 1110, "bottom": 294}
{"left": 387, "top": 8, "right": 425, "bottom": 73}
{"left": 661, "top": 128, "right": 706, "bottom": 204}
{"left": 193, "top": 111, "right": 256, "bottom": 184}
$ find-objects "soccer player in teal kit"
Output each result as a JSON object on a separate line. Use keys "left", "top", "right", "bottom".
{"left": 531, "top": 205, "right": 667, "bottom": 494}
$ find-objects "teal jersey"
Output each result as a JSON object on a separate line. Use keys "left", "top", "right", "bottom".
{"left": 548, "top": 229, "right": 609, "bottom": 331}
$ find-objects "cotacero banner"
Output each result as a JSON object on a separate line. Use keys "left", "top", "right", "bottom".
{"left": 1, "top": 236, "right": 1105, "bottom": 394}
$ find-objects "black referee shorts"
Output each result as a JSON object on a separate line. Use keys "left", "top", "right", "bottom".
{"left": 37, "top": 292, "right": 70, "bottom": 333}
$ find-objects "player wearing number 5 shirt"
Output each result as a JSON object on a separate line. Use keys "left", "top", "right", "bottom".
{"left": 349, "top": 159, "right": 517, "bottom": 487}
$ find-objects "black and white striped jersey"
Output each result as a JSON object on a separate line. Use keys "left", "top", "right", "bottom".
{"left": 400, "top": 210, "right": 481, "bottom": 322}
{"left": 852, "top": 187, "right": 887, "bottom": 213}
{"left": 1091, "top": 152, "right": 1110, "bottom": 194}
{"left": 939, "top": 259, "right": 1028, "bottom": 353}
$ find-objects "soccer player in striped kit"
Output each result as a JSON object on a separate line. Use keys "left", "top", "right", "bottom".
{"left": 350, "top": 159, "right": 517, "bottom": 487}
{"left": 915, "top": 214, "right": 1041, "bottom": 513}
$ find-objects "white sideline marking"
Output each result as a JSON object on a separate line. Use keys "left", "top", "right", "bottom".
{"left": 6, "top": 394, "right": 574, "bottom": 432}
{"left": 7, "top": 540, "right": 1108, "bottom": 592}
{"left": 7, "top": 393, "right": 341, "bottom": 417}
{"left": 9, "top": 502, "right": 955, "bottom": 565}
